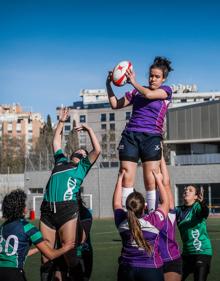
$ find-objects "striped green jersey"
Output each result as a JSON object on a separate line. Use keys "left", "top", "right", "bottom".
{"left": 0, "top": 219, "right": 43, "bottom": 268}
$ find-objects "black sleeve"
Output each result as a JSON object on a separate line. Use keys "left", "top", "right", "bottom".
{"left": 197, "top": 201, "right": 209, "bottom": 219}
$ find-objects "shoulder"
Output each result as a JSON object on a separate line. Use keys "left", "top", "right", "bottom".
{"left": 125, "top": 89, "right": 138, "bottom": 102}
{"left": 54, "top": 149, "right": 68, "bottom": 164}
{"left": 160, "top": 85, "right": 172, "bottom": 99}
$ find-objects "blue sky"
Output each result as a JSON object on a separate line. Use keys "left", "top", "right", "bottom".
{"left": 0, "top": 0, "right": 220, "bottom": 121}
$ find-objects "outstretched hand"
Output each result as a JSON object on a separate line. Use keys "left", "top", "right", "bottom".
{"left": 74, "top": 124, "right": 91, "bottom": 132}
{"left": 59, "top": 107, "right": 69, "bottom": 122}
{"left": 125, "top": 68, "right": 136, "bottom": 85}
{"left": 106, "top": 71, "right": 113, "bottom": 85}
{"left": 152, "top": 170, "right": 163, "bottom": 182}
{"left": 198, "top": 187, "right": 204, "bottom": 202}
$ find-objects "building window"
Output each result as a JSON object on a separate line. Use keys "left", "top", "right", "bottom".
{"left": 7, "top": 123, "right": 12, "bottom": 133}
{"left": 66, "top": 116, "right": 71, "bottom": 123}
{"left": 110, "top": 123, "right": 115, "bottom": 131}
{"left": 80, "top": 134, "right": 86, "bottom": 145}
{"left": 102, "top": 134, "right": 107, "bottom": 142}
{"left": 65, "top": 125, "right": 71, "bottom": 131}
{"left": 109, "top": 133, "right": 115, "bottom": 142}
{"left": 109, "top": 113, "right": 115, "bottom": 121}
{"left": 126, "top": 112, "right": 131, "bottom": 120}
{"left": 80, "top": 115, "right": 86, "bottom": 123}
{"left": 101, "top": 124, "right": 106, "bottom": 130}
{"left": 101, "top": 113, "right": 106, "bottom": 122}
{"left": 16, "top": 124, "right": 21, "bottom": 132}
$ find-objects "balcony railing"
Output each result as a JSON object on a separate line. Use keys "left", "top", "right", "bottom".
{"left": 175, "top": 153, "right": 220, "bottom": 165}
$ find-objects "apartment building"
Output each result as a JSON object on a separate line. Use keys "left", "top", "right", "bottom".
{"left": 0, "top": 104, "right": 44, "bottom": 153}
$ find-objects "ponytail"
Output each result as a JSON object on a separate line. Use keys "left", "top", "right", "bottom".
{"left": 126, "top": 192, "right": 152, "bottom": 255}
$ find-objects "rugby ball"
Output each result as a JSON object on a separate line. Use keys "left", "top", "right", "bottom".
{"left": 112, "top": 61, "right": 133, "bottom": 87}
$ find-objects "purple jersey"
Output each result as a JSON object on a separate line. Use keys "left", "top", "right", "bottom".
{"left": 114, "top": 208, "right": 166, "bottom": 268}
{"left": 125, "top": 85, "right": 172, "bottom": 135}
{"left": 159, "top": 209, "right": 181, "bottom": 262}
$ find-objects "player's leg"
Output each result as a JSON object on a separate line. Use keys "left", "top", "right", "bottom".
{"left": 59, "top": 218, "right": 84, "bottom": 281}
{"left": 163, "top": 258, "right": 182, "bottom": 281}
{"left": 194, "top": 255, "right": 211, "bottom": 281}
{"left": 142, "top": 160, "right": 160, "bottom": 212}
{"left": 118, "top": 131, "right": 139, "bottom": 209}
{"left": 140, "top": 134, "right": 162, "bottom": 212}
{"left": 39, "top": 221, "right": 56, "bottom": 281}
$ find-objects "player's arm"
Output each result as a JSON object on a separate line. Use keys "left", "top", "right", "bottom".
{"left": 197, "top": 187, "right": 209, "bottom": 219}
{"left": 125, "top": 68, "right": 168, "bottom": 100}
{"left": 106, "top": 71, "right": 131, "bottom": 109}
{"left": 74, "top": 124, "right": 101, "bottom": 164}
{"left": 35, "top": 240, "right": 74, "bottom": 260}
{"left": 53, "top": 107, "right": 69, "bottom": 153}
{"left": 160, "top": 152, "right": 174, "bottom": 209}
{"left": 27, "top": 247, "right": 39, "bottom": 257}
{"left": 152, "top": 170, "right": 169, "bottom": 216}
{"left": 113, "top": 170, "right": 126, "bottom": 210}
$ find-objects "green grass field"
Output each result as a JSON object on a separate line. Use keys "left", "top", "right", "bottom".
{"left": 23, "top": 217, "right": 220, "bottom": 281}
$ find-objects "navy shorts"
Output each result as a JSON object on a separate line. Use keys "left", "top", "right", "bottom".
{"left": 117, "top": 263, "right": 164, "bottom": 281}
{"left": 40, "top": 200, "right": 78, "bottom": 230}
{"left": 118, "top": 130, "right": 162, "bottom": 163}
{"left": 163, "top": 257, "right": 182, "bottom": 275}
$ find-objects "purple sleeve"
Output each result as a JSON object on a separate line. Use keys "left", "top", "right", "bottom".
{"left": 160, "top": 85, "right": 172, "bottom": 101}
{"left": 143, "top": 208, "right": 166, "bottom": 231}
{"left": 125, "top": 89, "right": 138, "bottom": 104}
{"left": 114, "top": 209, "right": 127, "bottom": 228}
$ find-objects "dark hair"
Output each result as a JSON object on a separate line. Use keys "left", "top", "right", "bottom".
{"left": 126, "top": 192, "right": 152, "bottom": 254}
{"left": 70, "top": 149, "right": 89, "bottom": 160}
{"left": 185, "top": 184, "right": 201, "bottom": 198}
{"left": 2, "top": 189, "right": 27, "bottom": 221}
{"left": 150, "top": 56, "right": 173, "bottom": 79}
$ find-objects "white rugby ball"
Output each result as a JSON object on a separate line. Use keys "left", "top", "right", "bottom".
{"left": 112, "top": 60, "right": 133, "bottom": 87}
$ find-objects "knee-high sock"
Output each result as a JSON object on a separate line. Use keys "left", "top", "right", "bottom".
{"left": 122, "top": 187, "right": 134, "bottom": 210}
{"left": 146, "top": 189, "right": 159, "bottom": 213}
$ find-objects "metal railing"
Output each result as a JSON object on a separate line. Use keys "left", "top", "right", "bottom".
{"left": 175, "top": 153, "right": 220, "bottom": 166}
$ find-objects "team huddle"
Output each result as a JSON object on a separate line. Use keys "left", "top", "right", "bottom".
{"left": 0, "top": 57, "right": 212, "bottom": 281}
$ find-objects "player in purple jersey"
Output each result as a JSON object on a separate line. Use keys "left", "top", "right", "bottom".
{"left": 113, "top": 169, "right": 169, "bottom": 281}
{"left": 106, "top": 57, "right": 173, "bottom": 212}
{"left": 159, "top": 154, "right": 182, "bottom": 281}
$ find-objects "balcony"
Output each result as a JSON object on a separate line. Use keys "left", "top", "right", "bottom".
{"left": 175, "top": 153, "right": 220, "bottom": 166}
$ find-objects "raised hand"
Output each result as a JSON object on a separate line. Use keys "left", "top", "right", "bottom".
{"left": 59, "top": 107, "right": 69, "bottom": 122}
{"left": 125, "top": 67, "right": 136, "bottom": 85}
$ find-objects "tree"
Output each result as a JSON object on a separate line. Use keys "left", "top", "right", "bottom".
{"left": 0, "top": 135, "right": 25, "bottom": 173}
{"left": 28, "top": 114, "right": 54, "bottom": 171}
{"left": 65, "top": 119, "right": 79, "bottom": 156}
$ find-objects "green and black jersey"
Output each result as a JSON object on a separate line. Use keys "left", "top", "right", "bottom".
{"left": 176, "top": 202, "right": 212, "bottom": 256}
{"left": 0, "top": 219, "right": 43, "bottom": 268}
{"left": 43, "top": 149, "right": 92, "bottom": 202}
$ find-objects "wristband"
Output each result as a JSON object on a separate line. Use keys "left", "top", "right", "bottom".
{"left": 59, "top": 120, "right": 65, "bottom": 123}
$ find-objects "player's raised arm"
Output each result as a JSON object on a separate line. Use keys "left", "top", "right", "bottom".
{"left": 53, "top": 107, "right": 69, "bottom": 153}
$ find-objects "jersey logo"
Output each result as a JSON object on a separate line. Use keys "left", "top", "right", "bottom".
{"left": 63, "top": 177, "right": 77, "bottom": 201}
{"left": 154, "top": 145, "right": 160, "bottom": 151}
{"left": 191, "top": 229, "right": 202, "bottom": 251}
{"left": 155, "top": 211, "right": 164, "bottom": 221}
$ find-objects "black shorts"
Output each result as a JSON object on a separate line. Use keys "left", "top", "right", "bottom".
{"left": 118, "top": 130, "right": 162, "bottom": 163}
{"left": 40, "top": 200, "right": 78, "bottom": 230}
{"left": 182, "top": 254, "right": 212, "bottom": 275}
{"left": 163, "top": 257, "right": 182, "bottom": 275}
{"left": 117, "top": 263, "right": 164, "bottom": 281}
{"left": 0, "top": 268, "right": 27, "bottom": 281}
